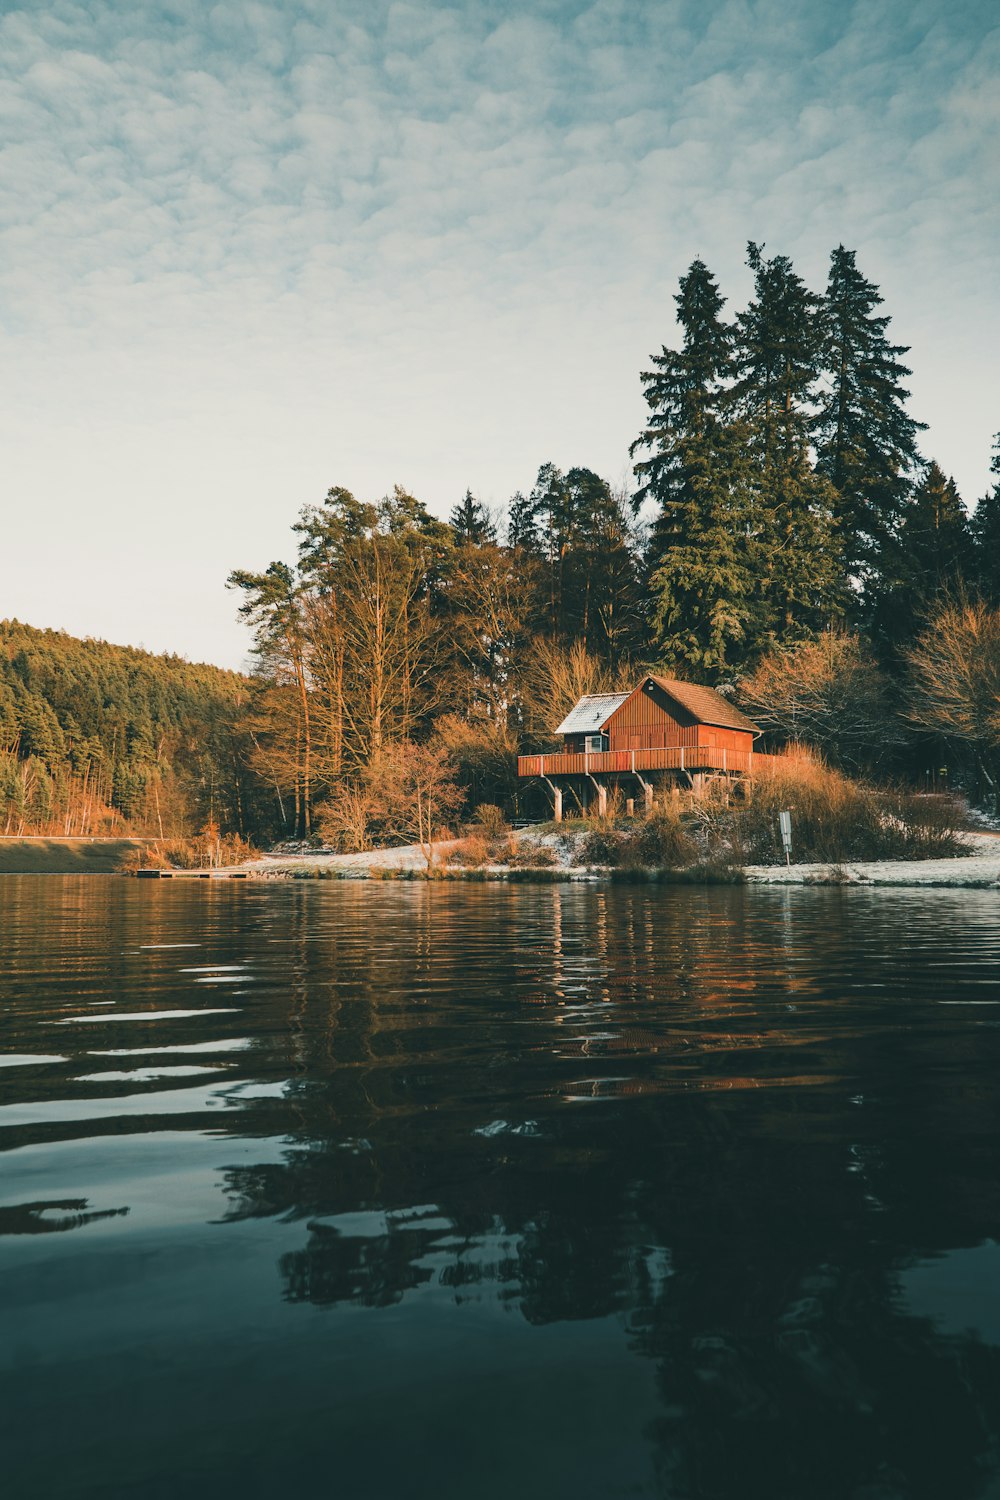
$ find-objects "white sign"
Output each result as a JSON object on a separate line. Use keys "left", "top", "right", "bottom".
{"left": 779, "top": 810, "right": 792, "bottom": 865}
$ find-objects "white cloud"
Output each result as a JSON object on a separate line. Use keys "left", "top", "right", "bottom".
{"left": 0, "top": 0, "right": 997, "bottom": 666}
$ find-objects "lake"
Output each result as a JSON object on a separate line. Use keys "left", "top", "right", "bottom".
{"left": 2, "top": 876, "right": 1000, "bottom": 1499}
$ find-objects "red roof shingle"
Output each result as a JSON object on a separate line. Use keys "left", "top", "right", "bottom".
{"left": 648, "top": 676, "right": 760, "bottom": 734}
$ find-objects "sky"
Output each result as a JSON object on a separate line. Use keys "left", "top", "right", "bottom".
{"left": 2, "top": 0, "right": 998, "bottom": 670}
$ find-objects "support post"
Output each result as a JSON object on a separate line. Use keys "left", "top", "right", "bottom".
{"left": 541, "top": 776, "right": 563, "bottom": 823}
{"left": 585, "top": 775, "right": 608, "bottom": 818}
{"left": 631, "top": 752, "right": 654, "bottom": 816}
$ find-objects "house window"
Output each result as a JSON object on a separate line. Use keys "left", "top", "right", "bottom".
{"left": 584, "top": 733, "right": 609, "bottom": 754}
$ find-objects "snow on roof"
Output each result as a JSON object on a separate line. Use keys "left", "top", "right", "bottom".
{"left": 555, "top": 692, "right": 631, "bottom": 736}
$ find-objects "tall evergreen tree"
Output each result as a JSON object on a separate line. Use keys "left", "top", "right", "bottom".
{"left": 873, "top": 462, "right": 971, "bottom": 657}
{"left": 733, "top": 243, "right": 844, "bottom": 644}
{"left": 972, "top": 434, "right": 1000, "bottom": 605}
{"left": 632, "top": 258, "right": 759, "bottom": 675}
{"left": 560, "top": 468, "right": 643, "bottom": 665}
{"left": 815, "top": 245, "right": 925, "bottom": 594}
{"left": 450, "top": 489, "right": 496, "bottom": 546}
{"left": 900, "top": 463, "right": 971, "bottom": 593}
{"left": 505, "top": 463, "right": 641, "bottom": 663}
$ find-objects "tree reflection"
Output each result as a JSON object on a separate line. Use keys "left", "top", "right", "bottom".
{"left": 216, "top": 884, "right": 1000, "bottom": 1499}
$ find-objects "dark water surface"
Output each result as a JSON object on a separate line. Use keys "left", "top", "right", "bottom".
{"left": 3, "top": 877, "right": 1000, "bottom": 1500}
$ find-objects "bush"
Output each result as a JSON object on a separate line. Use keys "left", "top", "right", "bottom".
{"left": 448, "top": 834, "right": 492, "bottom": 868}
{"left": 709, "top": 750, "right": 968, "bottom": 864}
{"left": 574, "top": 805, "right": 696, "bottom": 869}
{"left": 120, "top": 832, "right": 256, "bottom": 872}
{"left": 506, "top": 842, "right": 559, "bottom": 868}
{"left": 471, "top": 803, "right": 509, "bottom": 840}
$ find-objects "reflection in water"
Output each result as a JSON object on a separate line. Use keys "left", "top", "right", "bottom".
{"left": 2, "top": 877, "right": 1000, "bottom": 1498}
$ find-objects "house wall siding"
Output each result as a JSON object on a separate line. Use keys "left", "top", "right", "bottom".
{"left": 559, "top": 681, "right": 756, "bottom": 756}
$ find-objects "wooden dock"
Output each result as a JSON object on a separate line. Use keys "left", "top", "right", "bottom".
{"left": 134, "top": 869, "right": 250, "bottom": 879}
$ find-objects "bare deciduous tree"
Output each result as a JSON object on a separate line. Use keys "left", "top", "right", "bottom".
{"left": 907, "top": 600, "right": 1000, "bottom": 808}
{"left": 736, "top": 630, "right": 901, "bottom": 772}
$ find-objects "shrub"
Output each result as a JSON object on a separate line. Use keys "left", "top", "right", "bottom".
{"left": 471, "top": 803, "right": 509, "bottom": 841}
{"left": 506, "top": 842, "right": 559, "bottom": 869}
{"left": 715, "top": 750, "right": 968, "bottom": 863}
{"left": 448, "top": 834, "right": 491, "bottom": 868}
{"left": 627, "top": 807, "right": 698, "bottom": 867}
{"left": 574, "top": 825, "right": 628, "bottom": 866}
{"left": 574, "top": 805, "right": 696, "bottom": 869}
{"left": 120, "top": 832, "right": 256, "bottom": 872}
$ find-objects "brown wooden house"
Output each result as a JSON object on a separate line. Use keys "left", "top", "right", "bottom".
{"left": 517, "top": 675, "right": 764, "bottom": 819}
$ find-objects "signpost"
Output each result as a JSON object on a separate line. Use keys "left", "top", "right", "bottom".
{"left": 779, "top": 810, "right": 792, "bottom": 866}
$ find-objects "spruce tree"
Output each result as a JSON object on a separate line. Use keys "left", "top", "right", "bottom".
{"left": 733, "top": 243, "right": 844, "bottom": 644}
{"left": 900, "top": 463, "right": 971, "bottom": 593}
{"left": 560, "top": 468, "right": 643, "bottom": 665}
{"left": 874, "top": 462, "right": 971, "bottom": 656}
{"left": 632, "top": 257, "right": 759, "bottom": 675}
{"left": 815, "top": 246, "right": 925, "bottom": 595}
{"left": 450, "top": 490, "right": 496, "bottom": 546}
{"left": 505, "top": 463, "right": 641, "bottom": 662}
{"left": 972, "top": 434, "right": 1000, "bottom": 605}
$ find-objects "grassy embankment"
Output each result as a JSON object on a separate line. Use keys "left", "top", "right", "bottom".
{"left": 0, "top": 839, "right": 148, "bottom": 874}
{"left": 445, "top": 751, "right": 970, "bottom": 882}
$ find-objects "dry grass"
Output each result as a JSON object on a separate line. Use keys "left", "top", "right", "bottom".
{"left": 448, "top": 805, "right": 559, "bottom": 870}
{"left": 696, "top": 749, "right": 968, "bottom": 864}
{"left": 567, "top": 750, "right": 968, "bottom": 871}
{"left": 120, "top": 833, "right": 256, "bottom": 872}
{"left": 574, "top": 804, "right": 697, "bottom": 869}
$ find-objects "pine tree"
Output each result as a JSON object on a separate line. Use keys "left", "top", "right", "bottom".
{"left": 504, "top": 463, "right": 641, "bottom": 662}
{"left": 506, "top": 491, "right": 533, "bottom": 551}
{"left": 450, "top": 489, "right": 496, "bottom": 546}
{"left": 874, "top": 462, "right": 971, "bottom": 656}
{"left": 815, "top": 246, "right": 925, "bottom": 595}
{"left": 972, "top": 434, "right": 1000, "bottom": 605}
{"left": 733, "top": 243, "right": 844, "bottom": 644}
{"left": 560, "top": 468, "right": 643, "bottom": 665}
{"left": 632, "top": 258, "right": 759, "bottom": 675}
{"left": 900, "top": 463, "right": 971, "bottom": 593}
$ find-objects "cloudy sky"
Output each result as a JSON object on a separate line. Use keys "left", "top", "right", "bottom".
{"left": 3, "top": 0, "right": 997, "bottom": 668}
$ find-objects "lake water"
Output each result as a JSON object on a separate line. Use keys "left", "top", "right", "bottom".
{"left": 2, "top": 877, "right": 1000, "bottom": 1499}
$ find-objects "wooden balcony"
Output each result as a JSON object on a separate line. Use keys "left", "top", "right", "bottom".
{"left": 517, "top": 745, "right": 779, "bottom": 778}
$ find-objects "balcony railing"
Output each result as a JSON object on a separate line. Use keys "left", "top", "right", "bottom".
{"left": 517, "top": 745, "right": 779, "bottom": 778}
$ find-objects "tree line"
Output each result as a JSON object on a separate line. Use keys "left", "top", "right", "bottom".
{"left": 4, "top": 240, "right": 998, "bottom": 840}
{"left": 0, "top": 620, "right": 260, "bottom": 837}
{"left": 228, "top": 242, "right": 1000, "bottom": 834}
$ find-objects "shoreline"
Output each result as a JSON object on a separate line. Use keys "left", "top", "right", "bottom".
{"left": 2, "top": 833, "right": 998, "bottom": 891}
{"left": 232, "top": 829, "right": 1000, "bottom": 891}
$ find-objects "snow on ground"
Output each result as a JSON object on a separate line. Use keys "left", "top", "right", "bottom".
{"left": 242, "top": 840, "right": 461, "bottom": 877}
{"left": 745, "top": 831, "right": 1000, "bottom": 888}
{"left": 239, "top": 830, "right": 1000, "bottom": 888}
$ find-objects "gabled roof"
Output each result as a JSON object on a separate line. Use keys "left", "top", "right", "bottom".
{"left": 554, "top": 692, "right": 630, "bottom": 736}
{"left": 647, "top": 676, "right": 760, "bottom": 734}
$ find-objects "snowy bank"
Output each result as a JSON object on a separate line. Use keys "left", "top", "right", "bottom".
{"left": 236, "top": 830, "right": 1000, "bottom": 889}
{"left": 744, "top": 831, "right": 1000, "bottom": 888}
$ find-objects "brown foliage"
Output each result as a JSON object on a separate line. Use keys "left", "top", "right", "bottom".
{"left": 737, "top": 630, "right": 901, "bottom": 771}
{"left": 907, "top": 599, "right": 1000, "bottom": 806}
{"left": 434, "top": 713, "right": 520, "bottom": 809}
{"left": 121, "top": 830, "right": 256, "bottom": 872}
{"left": 574, "top": 804, "right": 696, "bottom": 869}
{"left": 700, "top": 749, "right": 967, "bottom": 863}
{"left": 318, "top": 740, "right": 464, "bottom": 864}
{"left": 518, "top": 639, "right": 633, "bottom": 747}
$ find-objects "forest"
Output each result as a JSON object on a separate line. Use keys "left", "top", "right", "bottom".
{"left": 0, "top": 620, "right": 259, "bottom": 837}
{"left": 4, "top": 242, "right": 1000, "bottom": 841}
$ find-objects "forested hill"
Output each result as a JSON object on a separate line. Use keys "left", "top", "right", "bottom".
{"left": 0, "top": 620, "right": 257, "bottom": 837}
